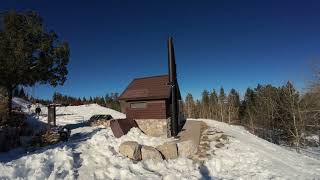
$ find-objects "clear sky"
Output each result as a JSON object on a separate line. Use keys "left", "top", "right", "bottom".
{"left": 1, "top": 0, "right": 320, "bottom": 100}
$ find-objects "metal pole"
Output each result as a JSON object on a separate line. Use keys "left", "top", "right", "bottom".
{"left": 168, "top": 36, "right": 179, "bottom": 136}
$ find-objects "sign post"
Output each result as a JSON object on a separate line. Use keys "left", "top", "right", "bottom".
{"left": 48, "top": 104, "right": 56, "bottom": 127}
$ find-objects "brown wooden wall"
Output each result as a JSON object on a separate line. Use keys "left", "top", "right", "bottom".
{"left": 125, "top": 100, "right": 168, "bottom": 119}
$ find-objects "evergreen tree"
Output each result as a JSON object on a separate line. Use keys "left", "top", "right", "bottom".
{"left": 0, "top": 10, "right": 70, "bottom": 115}
{"left": 18, "top": 87, "right": 26, "bottom": 99}
{"left": 82, "top": 97, "right": 87, "bottom": 104}
{"left": 201, "top": 90, "right": 210, "bottom": 118}
{"left": 227, "top": 88, "right": 240, "bottom": 124}
{"left": 13, "top": 87, "right": 19, "bottom": 97}
{"left": 279, "top": 81, "right": 304, "bottom": 150}
{"left": 219, "top": 87, "right": 226, "bottom": 122}
{"left": 241, "top": 87, "right": 257, "bottom": 133}
{"left": 209, "top": 89, "right": 218, "bottom": 119}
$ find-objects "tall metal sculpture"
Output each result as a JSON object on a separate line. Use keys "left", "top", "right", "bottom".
{"left": 168, "top": 36, "right": 179, "bottom": 137}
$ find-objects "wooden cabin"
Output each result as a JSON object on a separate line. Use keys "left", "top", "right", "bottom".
{"left": 118, "top": 75, "right": 183, "bottom": 136}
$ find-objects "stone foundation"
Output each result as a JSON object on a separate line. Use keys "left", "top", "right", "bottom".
{"left": 135, "top": 119, "right": 167, "bottom": 137}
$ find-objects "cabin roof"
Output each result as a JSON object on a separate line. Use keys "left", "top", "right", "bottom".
{"left": 119, "top": 75, "right": 181, "bottom": 101}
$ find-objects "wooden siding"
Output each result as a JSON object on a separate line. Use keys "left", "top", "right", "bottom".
{"left": 125, "top": 100, "right": 168, "bottom": 119}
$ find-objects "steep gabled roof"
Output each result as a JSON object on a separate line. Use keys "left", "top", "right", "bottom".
{"left": 119, "top": 75, "right": 181, "bottom": 101}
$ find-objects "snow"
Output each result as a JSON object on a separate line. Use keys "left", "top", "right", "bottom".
{"left": 12, "top": 97, "right": 31, "bottom": 111}
{"left": 1, "top": 98, "right": 320, "bottom": 179}
{"left": 198, "top": 119, "right": 320, "bottom": 179}
{"left": 36, "top": 103, "right": 126, "bottom": 126}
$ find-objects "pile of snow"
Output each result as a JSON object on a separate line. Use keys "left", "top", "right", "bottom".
{"left": 117, "top": 127, "right": 175, "bottom": 149}
{"left": 0, "top": 126, "right": 200, "bottom": 179}
{"left": 1, "top": 102, "right": 320, "bottom": 179}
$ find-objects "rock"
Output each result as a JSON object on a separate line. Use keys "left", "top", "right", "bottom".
{"left": 156, "top": 142, "right": 178, "bottom": 159}
{"left": 90, "top": 120, "right": 110, "bottom": 127}
{"left": 210, "top": 133, "right": 223, "bottom": 141}
{"left": 119, "top": 141, "right": 141, "bottom": 161}
{"left": 135, "top": 119, "right": 167, "bottom": 137}
{"left": 141, "top": 145, "right": 163, "bottom": 161}
{"left": 215, "top": 142, "right": 224, "bottom": 148}
{"left": 219, "top": 134, "right": 229, "bottom": 144}
{"left": 177, "top": 140, "right": 198, "bottom": 157}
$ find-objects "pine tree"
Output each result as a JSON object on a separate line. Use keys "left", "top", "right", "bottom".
{"left": 201, "top": 90, "right": 210, "bottom": 118}
{"left": 227, "top": 88, "right": 240, "bottom": 124}
{"left": 279, "top": 81, "right": 304, "bottom": 151}
{"left": 13, "top": 87, "right": 19, "bottom": 97}
{"left": 242, "top": 88, "right": 257, "bottom": 133}
{"left": 0, "top": 10, "right": 69, "bottom": 115}
{"left": 82, "top": 97, "right": 87, "bottom": 104}
{"left": 219, "top": 87, "right": 226, "bottom": 122}
{"left": 209, "top": 89, "right": 218, "bottom": 119}
{"left": 18, "top": 87, "right": 26, "bottom": 99}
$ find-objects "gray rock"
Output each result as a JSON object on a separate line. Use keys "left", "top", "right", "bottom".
{"left": 141, "top": 145, "right": 163, "bottom": 161}
{"left": 119, "top": 141, "right": 141, "bottom": 161}
{"left": 156, "top": 142, "right": 178, "bottom": 159}
{"left": 135, "top": 119, "right": 167, "bottom": 137}
{"left": 215, "top": 142, "right": 224, "bottom": 148}
{"left": 177, "top": 140, "right": 198, "bottom": 157}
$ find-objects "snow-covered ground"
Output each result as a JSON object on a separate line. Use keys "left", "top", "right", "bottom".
{"left": 12, "top": 97, "right": 31, "bottom": 111}
{"left": 199, "top": 119, "right": 320, "bottom": 179}
{"left": 1, "top": 98, "right": 320, "bottom": 179}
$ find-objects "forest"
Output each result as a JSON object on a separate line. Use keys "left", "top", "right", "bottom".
{"left": 183, "top": 79, "right": 320, "bottom": 151}
{"left": 10, "top": 88, "right": 121, "bottom": 112}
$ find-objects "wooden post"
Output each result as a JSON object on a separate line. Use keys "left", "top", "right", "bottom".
{"left": 48, "top": 105, "right": 56, "bottom": 127}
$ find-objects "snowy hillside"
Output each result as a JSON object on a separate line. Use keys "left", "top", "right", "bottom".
{"left": 12, "top": 97, "right": 31, "bottom": 111}
{"left": 37, "top": 104, "right": 126, "bottom": 126}
{"left": 199, "top": 119, "right": 320, "bottom": 179}
{"left": 12, "top": 97, "right": 126, "bottom": 126}
{"left": 0, "top": 100, "right": 320, "bottom": 179}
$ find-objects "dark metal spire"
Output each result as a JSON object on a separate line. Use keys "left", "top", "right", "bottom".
{"left": 168, "top": 36, "right": 179, "bottom": 136}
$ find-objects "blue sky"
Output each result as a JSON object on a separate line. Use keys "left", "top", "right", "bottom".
{"left": 1, "top": 0, "right": 320, "bottom": 100}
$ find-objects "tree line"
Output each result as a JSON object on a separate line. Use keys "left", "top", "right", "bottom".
{"left": 184, "top": 88, "right": 241, "bottom": 124}
{"left": 52, "top": 92, "right": 121, "bottom": 111}
{"left": 183, "top": 82, "right": 320, "bottom": 151}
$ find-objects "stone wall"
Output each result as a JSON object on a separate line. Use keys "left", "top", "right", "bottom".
{"left": 135, "top": 119, "right": 167, "bottom": 137}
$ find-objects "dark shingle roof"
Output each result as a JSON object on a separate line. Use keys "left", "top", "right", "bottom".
{"left": 119, "top": 75, "right": 172, "bottom": 101}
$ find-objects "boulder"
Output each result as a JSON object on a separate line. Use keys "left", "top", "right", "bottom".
{"left": 177, "top": 140, "right": 198, "bottom": 157}
{"left": 156, "top": 142, "right": 178, "bottom": 159}
{"left": 119, "top": 141, "right": 141, "bottom": 161}
{"left": 141, "top": 145, "right": 163, "bottom": 161}
{"left": 135, "top": 119, "right": 167, "bottom": 137}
